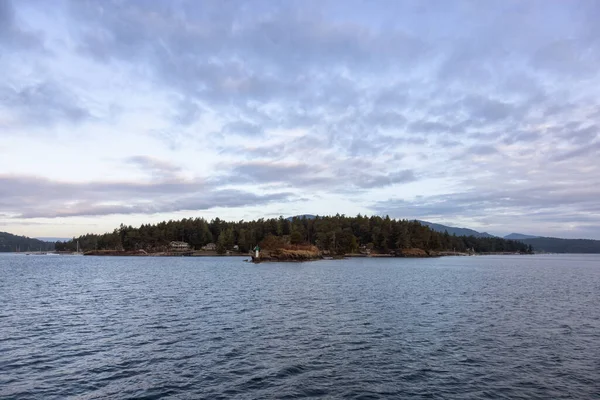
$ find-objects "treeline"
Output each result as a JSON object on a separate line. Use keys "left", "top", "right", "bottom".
{"left": 519, "top": 237, "right": 600, "bottom": 253}
{"left": 55, "top": 215, "right": 530, "bottom": 254}
{"left": 0, "top": 231, "right": 55, "bottom": 252}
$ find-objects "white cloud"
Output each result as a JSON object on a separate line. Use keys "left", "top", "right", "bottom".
{"left": 1, "top": 0, "right": 600, "bottom": 238}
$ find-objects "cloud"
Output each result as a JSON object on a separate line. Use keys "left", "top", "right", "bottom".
{"left": 354, "top": 169, "right": 416, "bottom": 189}
{"left": 532, "top": 39, "right": 600, "bottom": 77}
{"left": 372, "top": 179, "right": 600, "bottom": 239}
{"left": 409, "top": 120, "right": 453, "bottom": 135}
{"left": 2, "top": 1, "right": 600, "bottom": 239}
{"left": 365, "top": 110, "right": 407, "bottom": 129}
{"left": 125, "top": 156, "right": 182, "bottom": 179}
{"left": 468, "top": 144, "right": 498, "bottom": 156}
{"left": 462, "top": 95, "right": 514, "bottom": 123}
{"left": 0, "top": 0, "right": 44, "bottom": 50}
{"left": 0, "top": 81, "right": 90, "bottom": 127}
{"left": 550, "top": 141, "right": 600, "bottom": 162}
{"left": 222, "top": 120, "right": 263, "bottom": 137}
{"left": 0, "top": 174, "right": 292, "bottom": 218}
{"left": 222, "top": 161, "right": 417, "bottom": 191}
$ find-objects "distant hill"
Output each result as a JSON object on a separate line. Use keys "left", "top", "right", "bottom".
{"left": 36, "top": 237, "right": 71, "bottom": 242}
{"left": 282, "top": 217, "right": 600, "bottom": 253}
{"left": 417, "top": 222, "right": 600, "bottom": 253}
{"left": 504, "top": 233, "right": 540, "bottom": 240}
{"left": 518, "top": 237, "right": 600, "bottom": 253}
{"left": 416, "top": 220, "right": 496, "bottom": 238}
{"left": 287, "top": 214, "right": 317, "bottom": 221}
{"left": 0, "top": 231, "right": 55, "bottom": 252}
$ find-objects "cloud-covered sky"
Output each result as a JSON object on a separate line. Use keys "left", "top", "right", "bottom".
{"left": 1, "top": 0, "right": 600, "bottom": 239}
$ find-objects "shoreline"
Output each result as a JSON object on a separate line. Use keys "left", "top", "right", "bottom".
{"left": 79, "top": 249, "right": 533, "bottom": 259}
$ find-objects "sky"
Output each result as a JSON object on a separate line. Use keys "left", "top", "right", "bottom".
{"left": 1, "top": 0, "right": 600, "bottom": 239}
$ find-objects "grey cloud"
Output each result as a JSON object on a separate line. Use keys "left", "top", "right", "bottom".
{"left": 172, "top": 99, "right": 203, "bottom": 126}
{"left": 126, "top": 156, "right": 182, "bottom": 179}
{"left": 239, "top": 143, "right": 287, "bottom": 158}
{"left": 353, "top": 169, "right": 416, "bottom": 189}
{"left": 346, "top": 133, "right": 426, "bottom": 158}
{"left": 409, "top": 120, "right": 452, "bottom": 134}
{"left": 20, "top": 190, "right": 292, "bottom": 218}
{"left": 4, "top": 0, "right": 600, "bottom": 238}
{"left": 348, "top": 138, "right": 385, "bottom": 157}
{"left": 468, "top": 144, "right": 498, "bottom": 156}
{"left": 372, "top": 180, "right": 600, "bottom": 238}
{"left": 177, "top": 190, "right": 291, "bottom": 211}
{"left": 461, "top": 95, "right": 514, "bottom": 122}
{"left": 532, "top": 39, "right": 600, "bottom": 76}
{"left": 372, "top": 84, "right": 409, "bottom": 110}
{"left": 0, "top": 0, "right": 43, "bottom": 50}
{"left": 550, "top": 141, "right": 600, "bottom": 162}
{"left": 438, "top": 138, "right": 463, "bottom": 148}
{"left": 502, "top": 131, "right": 541, "bottom": 145}
{"left": 222, "top": 120, "right": 263, "bottom": 137}
{"left": 59, "top": 0, "right": 590, "bottom": 158}
{"left": 64, "top": 0, "right": 428, "bottom": 122}
{"left": 222, "top": 160, "right": 418, "bottom": 191}
{"left": 435, "top": 1, "right": 599, "bottom": 85}
{"left": 366, "top": 110, "right": 407, "bottom": 129}
{"left": 225, "top": 162, "right": 329, "bottom": 187}
{"left": 0, "top": 174, "right": 291, "bottom": 218}
{"left": 568, "top": 126, "right": 598, "bottom": 144}
{"left": 0, "top": 81, "right": 90, "bottom": 126}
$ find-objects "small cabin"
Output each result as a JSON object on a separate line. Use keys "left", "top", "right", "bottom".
{"left": 202, "top": 243, "right": 217, "bottom": 251}
{"left": 170, "top": 241, "right": 190, "bottom": 251}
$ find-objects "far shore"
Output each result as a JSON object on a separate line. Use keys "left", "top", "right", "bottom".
{"left": 77, "top": 248, "right": 532, "bottom": 260}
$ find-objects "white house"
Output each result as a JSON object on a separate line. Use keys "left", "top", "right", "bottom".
{"left": 170, "top": 241, "right": 190, "bottom": 251}
{"left": 202, "top": 243, "right": 217, "bottom": 251}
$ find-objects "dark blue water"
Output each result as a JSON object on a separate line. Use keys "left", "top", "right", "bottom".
{"left": 1, "top": 254, "right": 599, "bottom": 399}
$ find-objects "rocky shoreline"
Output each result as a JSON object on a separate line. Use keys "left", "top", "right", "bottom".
{"left": 249, "top": 247, "right": 470, "bottom": 263}
{"left": 251, "top": 247, "right": 323, "bottom": 263}
{"left": 83, "top": 249, "right": 245, "bottom": 257}
{"left": 82, "top": 248, "right": 521, "bottom": 260}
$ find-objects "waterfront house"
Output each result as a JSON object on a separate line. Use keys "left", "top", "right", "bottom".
{"left": 170, "top": 241, "right": 190, "bottom": 251}
{"left": 202, "top": 243, "right": 217, "bottom": 251}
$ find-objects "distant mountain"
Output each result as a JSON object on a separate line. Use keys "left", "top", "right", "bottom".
{"left": 0, "top": 231, "right": 55, "bottom": 252}
{"left": 518, "top": 237, "right": 600, "bottom": 253}
{"left": 36, "top": 237, "right": 71, "bottom": 242}
{"left": 287, "top": 214, "right": 317, "bottom": 221}
{"left": 416, "top": 220, "right": 496, "bottom": 238}
{"left": 504, "top": 233, "right": 540, "bottom": 240}
{"left": 417, "top": 222, "right": 600, "bottom": 253}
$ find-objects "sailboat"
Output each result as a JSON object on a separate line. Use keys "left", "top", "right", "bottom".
{"left": 73, "top": 240, "right": 83, "bottom": 256}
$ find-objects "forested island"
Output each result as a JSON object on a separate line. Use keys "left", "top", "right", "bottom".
{"left": 54, "top": 215, "right": 531, "bottom": 258}
{"left": 0, "top": 231, "right": 55, "bottom": 253}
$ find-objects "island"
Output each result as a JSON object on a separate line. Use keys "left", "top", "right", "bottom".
{"left": 51, "top": 215, "right": 532, "bottom": 260}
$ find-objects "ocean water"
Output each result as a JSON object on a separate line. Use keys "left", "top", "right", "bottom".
{"left": 1, "top": 254, "right": 599, "bottom": 399}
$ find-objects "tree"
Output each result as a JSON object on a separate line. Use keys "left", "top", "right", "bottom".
{"left": 54, "top": 214, "right": 530, "bottom": 255}
{"left": 290, "top": 230, "right": 304, "bottom": 245}
{"left": 216, "top": 228, "right": 234, "bottom": 254}
{"left": 337, "top": 229, "right": 358, "bottom": 254}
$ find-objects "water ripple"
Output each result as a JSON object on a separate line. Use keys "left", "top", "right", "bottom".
{"left": 1, "top": 254, "right": 599, "bottom": 399}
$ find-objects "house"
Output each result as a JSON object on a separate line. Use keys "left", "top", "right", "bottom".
{"left": 170, "top": 241, "right": 190, "bottom": 251}
{"left": 202, "top": 243, "right": 217, "bottom": 251}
